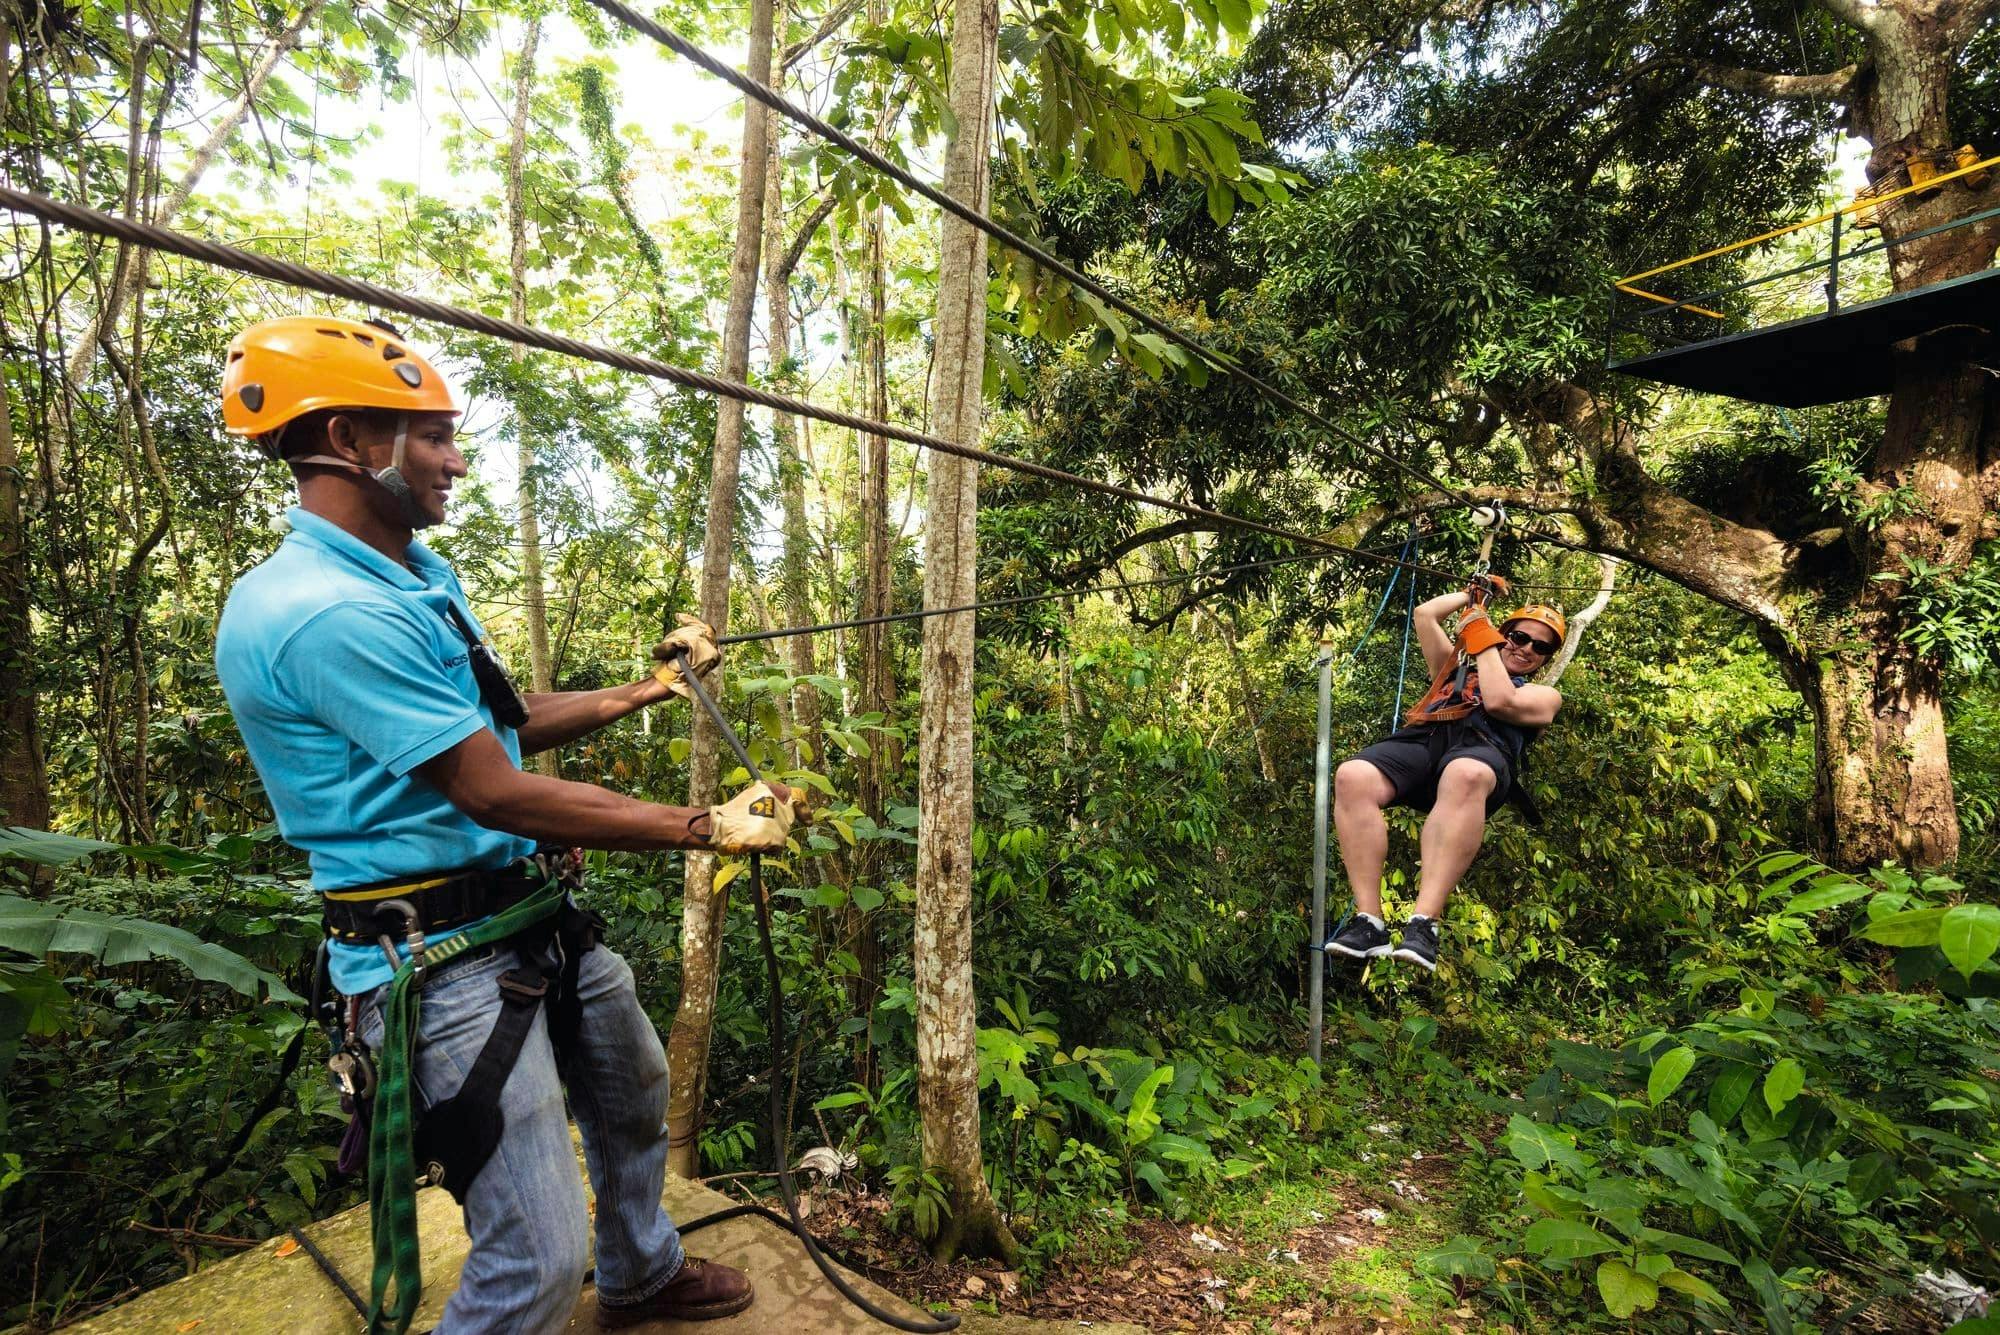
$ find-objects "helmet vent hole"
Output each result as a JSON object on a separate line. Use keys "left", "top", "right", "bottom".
{"left": 382, "top": 345, "right": 406, "bottom": 361}
{"left": 315, "top": 328, "right": 346, "bottom": 338}
{"left": 352, "top": 332, "right": 375, "bottom": 347}
{"left": 238, "top": 384, "right": 265, "bottom": 413}
{"left": 393, "top": 362, "right": 423, "bottom": 388}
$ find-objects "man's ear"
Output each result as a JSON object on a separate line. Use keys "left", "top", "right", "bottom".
{"left": 321, "top": 413, "right": 381, "bottom": 465}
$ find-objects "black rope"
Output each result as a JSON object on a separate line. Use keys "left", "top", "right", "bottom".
{"left": 671, "top": 653, "right": 959, "bottom": 1332}
{"left": 292, "top": 1226, "right": 368, "bottom": 1315}
{"left": 0, "top": 187, "right": 1469, "bottom": 585}
{"left": 581, "top": 0, "right": 1480, "bottom": 511}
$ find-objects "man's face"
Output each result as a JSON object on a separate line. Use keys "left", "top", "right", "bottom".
{"left": 348, "top": 411, "right": 466, "bottom": 528}
{"left": 1498, "top": 621, "right": 1559, "bottom": 675}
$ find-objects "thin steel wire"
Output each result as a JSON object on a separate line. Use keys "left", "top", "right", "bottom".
{"left": 580, "top": 0, "right": 1479, "bottom": 509}
{"left": 718, "top": 549, "right": 1349, "bottom": 647}
{"left": 0, "top": 187, "right": 1501, "bottom": 590}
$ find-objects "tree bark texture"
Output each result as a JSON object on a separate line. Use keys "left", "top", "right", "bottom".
{"left": 505, "top": 18, "right": 558, "bottom": 778}
{"left": 666, "top": 0, "right": 775, "bottom": 1178}
{"left": 913, "top": 0, "right": 1017, "bottom": 1266}
{"left": 0, "top": 386, "right": 50, "bottom": 831}
{"left": 761, "top": 83, "right": 823, "bottom": 772}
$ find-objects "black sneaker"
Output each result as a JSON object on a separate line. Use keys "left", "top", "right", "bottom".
{"left": 1324, "top": 916, "right": 1393, "bottom": 959}
{"left": 1393, "top": 917, "right": 1439, "bottom": 971}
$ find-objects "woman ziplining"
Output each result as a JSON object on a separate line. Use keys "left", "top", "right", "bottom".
{"left": 1321, "top": 511, "right": 1567, "bottom": 973}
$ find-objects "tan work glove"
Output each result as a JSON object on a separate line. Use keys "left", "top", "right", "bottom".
{"left": 651, "top": 613, "right": 720, "bottom": 701}
{"left": 708, "top": 782, "right": 796, "bottom": 854}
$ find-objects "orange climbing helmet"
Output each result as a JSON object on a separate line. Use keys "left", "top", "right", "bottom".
{"left": 1502, "top": 603, "right": 1567, "bottom": 647}
{"left": 221, "top": 314, "right": 458, "bottom": 457}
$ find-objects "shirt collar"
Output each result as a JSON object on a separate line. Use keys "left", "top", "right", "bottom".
{"left": 285, "top": 507, "right": 429, "bottom": 593}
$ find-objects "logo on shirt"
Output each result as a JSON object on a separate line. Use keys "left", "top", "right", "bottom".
{"left": 442, "top": 651, "right": 470, "bottom": 669}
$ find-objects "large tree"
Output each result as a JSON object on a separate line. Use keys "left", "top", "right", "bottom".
{"left": 1217, "top": 0, "right": 2000, "bottom": 867}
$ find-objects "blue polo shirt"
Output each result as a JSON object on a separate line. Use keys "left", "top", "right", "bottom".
{"left": 215, "top": 507, "right": 536, "bottom": 994}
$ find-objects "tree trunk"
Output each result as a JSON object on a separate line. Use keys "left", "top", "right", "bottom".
{"left": 761, "top": 74, "right": 823, "bottom": 771}
{"left": 1543, "top": 554, "right": 1616, "bottom": 687}
{"left": 1218, "top": 611, "right": 1277, "bottom": 783}
{"left": 505, "top": 18, "right": 558, "bottom": 778}
{"left": 666, "top": 0, "right": 776, "bottom": 1179}
{"left": 0, "top": 382, "right": 49, "bottom": 831}
{"left": 913, "top": 0, "right": 1017, "bottom": 1267}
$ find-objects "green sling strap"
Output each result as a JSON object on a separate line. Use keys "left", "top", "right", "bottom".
{"left": 364, "top": 877, "right": 565, "bottom": 1334}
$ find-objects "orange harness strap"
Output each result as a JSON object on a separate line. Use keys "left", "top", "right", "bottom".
{"left": 1403, "top": 658, "right": 1481, "bottom": 727}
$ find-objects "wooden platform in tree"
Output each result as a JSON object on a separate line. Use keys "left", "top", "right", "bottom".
{"left": 1609, "top": 264, "right": 2000, "bottom": 407}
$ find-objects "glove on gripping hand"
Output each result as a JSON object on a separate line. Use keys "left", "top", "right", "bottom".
{"left": 708, "top": 782, "right": 797, "bottom": 854}
{"left": 1457, "top": 607, "right": 1506, "bottom": 658}
{"left": 652, "top": 613, "right": 721, "bottom": 701}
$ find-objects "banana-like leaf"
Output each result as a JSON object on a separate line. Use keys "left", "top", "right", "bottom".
{"left": 0, "top": 826, "right": 214, "bottom": 873}
{"left": 0, "top": 895, "right": 299, "bottom": 1003}
{"left": 0, "top": 827, "right": 123, "bottom": 866}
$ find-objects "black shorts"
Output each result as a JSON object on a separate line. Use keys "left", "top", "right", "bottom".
{"left": 1351, "top": 723, "right": 1513, "bottom": 817}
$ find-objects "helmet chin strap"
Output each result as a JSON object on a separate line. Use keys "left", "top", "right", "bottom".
{"left": 286, "top": 413, "right": 434, "bottom": 530}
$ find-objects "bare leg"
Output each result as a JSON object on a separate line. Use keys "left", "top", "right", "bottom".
{"left": 1413, "top": 758, "right": 1496, "bottom": 918}
{"left": 1334, "top": 759, "right": 1397, "bottom": 917}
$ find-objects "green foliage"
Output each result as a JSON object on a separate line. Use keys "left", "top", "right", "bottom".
{"left": 1467, "top": 854, "right": 2000, "bottom": 1330}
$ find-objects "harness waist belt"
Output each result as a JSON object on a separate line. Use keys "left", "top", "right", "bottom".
{"left": 320, "top": 859, "right": 548, "bottom": 943}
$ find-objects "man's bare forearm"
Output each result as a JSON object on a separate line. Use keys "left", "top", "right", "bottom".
{"left": 516, "top": 677, "right": 670, "bottom": 756}
{"left": 478, "top": 771, "right": 709, "bottom": 850}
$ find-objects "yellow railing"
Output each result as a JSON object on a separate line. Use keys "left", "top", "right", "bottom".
{"left": 1615, "top": 151, "right": 2000, "bottom": 319}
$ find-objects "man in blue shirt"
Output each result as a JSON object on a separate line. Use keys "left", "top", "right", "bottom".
{"left": 215, "top": 315, "right": 790, "bottom": 1331}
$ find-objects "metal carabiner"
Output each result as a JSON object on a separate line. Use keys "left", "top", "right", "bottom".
{"left": 377, "top": 897, "right": 428, "bottom": 986}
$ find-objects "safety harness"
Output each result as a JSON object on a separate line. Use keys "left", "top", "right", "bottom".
{"left": 1399, "top": 664, "right": 1544, "bottom": 825}
{"left": 316, "top": 850, "right": 600, "bottom": 1334}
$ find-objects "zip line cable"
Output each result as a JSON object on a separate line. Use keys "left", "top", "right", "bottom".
{"left": 0, "top": 187, "right": 1545, "bottom": 598}
{"left": 718, "top": 549, "right": 1355, "bottom": 647}
{"left": 579, "top": 0, "right": 1479, "bottom": 510}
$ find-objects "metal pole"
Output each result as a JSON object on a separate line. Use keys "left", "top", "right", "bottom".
{"left": 1826, "top": 209, "right": 1842, "bottom": 314}
{"left": 1309, "top": 638, "right": 1334, "bottom": 1066}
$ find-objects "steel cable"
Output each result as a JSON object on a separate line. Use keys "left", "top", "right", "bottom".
{"left": 579, "top": 0, "right": 1480, "bottom": 509}
{"left": 0, "top": 186, "right": 1501, "bottom": 590}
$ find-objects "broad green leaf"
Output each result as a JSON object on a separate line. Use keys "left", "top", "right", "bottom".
{"left": 1637, "top": 1228, "right": 1738, "bottom": 1265}
{"left": 851, "top": 885, "right": 885, "bottom": 912}
{"left": 1596, "top": 1259, "right": 1659, "bottom": 1317}
{"left": 1782, "top": 877, "right": 1873, "bottom": 916}
{"left": 668, "top": 737, "right": 692, "bottom": 765}
{"left": 1648, "top": 1046, "right": 1697, "bottom": 1106}
{"left": 1708, "top": 1064, "right": 1754, "bottom": 1125}
{"left": 1523, "top": 1218, "right": 1619, "bottom": 1261}
{"left": 1855, "top": 907, "right": 1947, "bottom": 947}
{"left": 1939, "top": 904, "right": 2000, "bottom": 979}
{"left": 1845, "top": 1151, "right": 1898, "bottom": 1204}
{"left": 1657, "top": 1267, "right": 1728, "bottom": 1307}
{"left": 1418, "top": 1236, "right": 1495, "bottom": 1280}
{"left": 0, "top": 827, "right": 121, "bottom": 866}
{"left": 0, "top": 896, "right": 299, "bottom": 1003}
{"left": 1764, "top": 1058, "right": 1806, "bottom": 1113}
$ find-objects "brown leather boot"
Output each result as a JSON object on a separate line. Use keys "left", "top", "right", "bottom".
{"left": 595, "top": 1255, "right": 756, "bottom": 1327}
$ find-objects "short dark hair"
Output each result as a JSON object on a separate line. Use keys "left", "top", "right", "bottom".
{"left": 276, "top": 407, "right": 402, "bottom": 464}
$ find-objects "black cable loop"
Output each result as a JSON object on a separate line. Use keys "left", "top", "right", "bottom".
{"left": 578, "top": 0, "right": 1479, "bottom": 511}
{"left": 0, "top": 187, "right": 1550, "bottom": 595}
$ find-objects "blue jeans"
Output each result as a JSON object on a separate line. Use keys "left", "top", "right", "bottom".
{"left": 358, "top": 941, "right": 686, "bottom": 1333}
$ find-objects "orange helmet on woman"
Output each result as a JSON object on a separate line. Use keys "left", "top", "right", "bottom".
{"left": 1502, "top": 603, "right": 1567, "bottom": 646}
{"left": 221, "top": 314, "right": 457, "bottom": 457}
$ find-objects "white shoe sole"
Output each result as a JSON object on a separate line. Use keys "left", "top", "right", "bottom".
{"left": 1390, "top": 946, "right": 1437, "bottom": 971}
{"left": 1324, "top": 942, "right": 1392, "bottom": 959}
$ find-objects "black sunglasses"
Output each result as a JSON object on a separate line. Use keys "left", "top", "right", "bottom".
{"left": 1504, "top": 629, "right": 1557, "bottom": 657}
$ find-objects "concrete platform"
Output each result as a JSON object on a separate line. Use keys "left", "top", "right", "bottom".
{"left": 63, "top": 1169, "right": 1144, "bottom": 1334}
